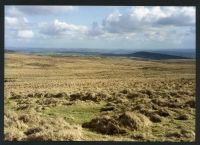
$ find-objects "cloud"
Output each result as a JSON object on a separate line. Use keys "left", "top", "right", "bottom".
{"left": 39, "top": 19, "right": 88, "bottom": 37}
{"left": 102, "top": 10, "right": 139, "bottom": 33}
{"left": 5, "top": 6, "right": 77, "bottom": 16}
{"left": 102, "top": 7, "right": 195, "bottom": 34}
{"left": 5, "top": 6, "right": 195, "bottom": 49}
{"left": 5, "top": 17, "right": 18, "bottom": 26}
{"left": 156, "top": 7, "right": 195, "bottom": 26}
{"left": 87, "top": 22, "right": 104, "bottom": 37}
{"left": 17, "top": 30, "right": 34, "bottom": 39}
{"left": 85, "top": 6, "right": 195, "bottom": 46}
{"left": 5, "top": 16, "right": 30, "bottom": 29}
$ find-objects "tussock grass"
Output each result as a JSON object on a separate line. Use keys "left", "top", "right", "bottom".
{"left": 4, "top": 53, "right": 195, "bottom": 141}
{"left": 118, "top": 111, "right": 152, "bottom": 131}
{"left": 4, "top": 110, "right": 83, "bottom": 141}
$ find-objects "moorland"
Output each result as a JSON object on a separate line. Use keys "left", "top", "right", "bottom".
{"left": 4, "top": 52, "right": 195, "bottom": 141}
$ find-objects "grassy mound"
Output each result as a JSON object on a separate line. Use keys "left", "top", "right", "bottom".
{"left": 83, "top": 111, "right": 152, "bottom": 135}
{"left": 4, "top": 110, "right": 82, "bottom": 141}
{"left": 118, "top": 111, "right": 152, "bottom": 130}
{"left": 70, "top": 92, "right": 108, "bottom": 102}
{"left": 82, "top": 115, "right": 125, "bottom": 135}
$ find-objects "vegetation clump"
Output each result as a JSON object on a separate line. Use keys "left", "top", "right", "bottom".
{"left": 118, "top": 111, "right": 152, "bottom": 130}
{"left": 82, "top": 115, "right": 125, "bottom": 135}
{"left": 175, "top": 114, "right": 190, "bottom": 120}
{"left": 4, "top": 53, "right": 195, "bottom": 141}
{"left": 4, "top": 110, "right": 83, "bottom": 141}
{"left": 83, "top": 111, "right": 152, "bottom": 134}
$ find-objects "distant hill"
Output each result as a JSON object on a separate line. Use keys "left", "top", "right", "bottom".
{"left": 101, "top": 51, "right": 191, "bottom": 60}
{"left": 5, "top": 49, "right": 16, "bottom": 53}
{"left": 126, "top": 51, "right": 191, "bottom": 60}
{"left": 5, "top": 47, "right": 193, "bottom": 60}
{"left": 150, "top": 49, "right": 195, "bottom": 58}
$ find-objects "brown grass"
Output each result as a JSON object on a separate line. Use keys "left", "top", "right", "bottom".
{"left": 118, "top": 111, "right": 152, "bottom": 130}
{"left": 4, "top": 53, "right": 196, "bottom": 141}
{"left": 4, "top": 110, "right": 82, "bottom": 141}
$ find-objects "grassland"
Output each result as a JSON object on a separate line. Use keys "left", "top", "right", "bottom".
{"left": 4, "top": 53, "right": 195, "bottom": 141}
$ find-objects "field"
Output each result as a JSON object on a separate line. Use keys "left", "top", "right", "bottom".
{"left": 4, "top": 52, "right": 196, "bottom": 141}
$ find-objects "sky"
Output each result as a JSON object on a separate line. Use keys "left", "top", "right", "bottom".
{"left": 5, "top": 6, "right": 196, "bottom": 50}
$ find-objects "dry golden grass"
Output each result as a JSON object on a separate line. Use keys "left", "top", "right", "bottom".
{"left": 4, "top": 110, "right": 83, "bottom": 141}
{"left": 4, "top": 53, "right": 195, "bottom": 141}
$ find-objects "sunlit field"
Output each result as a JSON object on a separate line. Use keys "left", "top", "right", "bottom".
{"left": 4, "top": 52, "right": 195, "bottom": 141}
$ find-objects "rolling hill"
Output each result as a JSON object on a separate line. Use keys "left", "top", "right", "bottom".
{"left": 101, "top": 51, "right": 191, "bottom": 60}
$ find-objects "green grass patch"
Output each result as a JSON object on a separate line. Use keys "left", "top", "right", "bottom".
{"left": 42, "top": 101, "right": 105, "bottom": 124}
{"left": 151, "top": 117, "right": 195, "bottom": 141}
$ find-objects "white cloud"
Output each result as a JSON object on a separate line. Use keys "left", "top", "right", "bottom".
{"left": 39, "top": 19, "right": 87, "bottom": 37}
{"left": 5, "top": 6, "right": 195, "bottom": 49}
{"left": 5, "top": 17, "right": 18, "bottom": 26}
{"left": 5, "top": 16, "right": 31, "bottom": 31}
{"left": 156, "top": 7, "right": 195, "bottom": 26}
{"left": 129, "top": 6, "right": 167, "bottom": 22}
{"left": 87, "top": 6, "right": 196, "bottom": 46}
{"left": 17, "top": 30, "right": 34, "bottom": 39}
{"left": 102, "top": 6, "right": 195, "bottom": 34}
